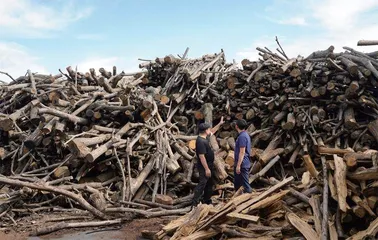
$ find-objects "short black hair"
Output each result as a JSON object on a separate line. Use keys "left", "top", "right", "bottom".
{"left": 198, "top": 123, "right": 211, "bottom": 133}
{"left": 236, "top": 119, "right": 247, "bottom": 130}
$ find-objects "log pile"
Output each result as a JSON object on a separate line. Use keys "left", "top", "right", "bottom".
{"left": 0, "top": 41, "right": 378, "bottom": 238}
{"left": 152, "top": 44, "right": 378, "bottom": 239}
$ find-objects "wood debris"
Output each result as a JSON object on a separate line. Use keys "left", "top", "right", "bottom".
{"left": 0, "top": 40, "right": 378, "bottom": 238}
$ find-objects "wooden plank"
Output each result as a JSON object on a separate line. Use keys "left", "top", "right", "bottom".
{"left": 196, "top": 203, "right": 236, "bottom": 231}
{"left": 328, "top": 173, "right": 338, "bottom": 201}
{"left": 235, "top": 176, "right": 294, "bottom": 213}
{"left": 334, "top": 154, "right": 348, "bottom": 212}
{"left": 242, "top": 190, "right": 289, "bottom": 214}
{"left": 328, "top": 220, "right": 338, "bottom": 240}
{"left": 309, "top": 195, "right": 322, "bottom": 236}
{"left": 287, "top": 212, "right": 319, "bottom": 240}
{"left": 227, "top": 212, "right": 259, "bottom": 222}
{"left": 168, "top": 204, "right": 213, "bottom": 240}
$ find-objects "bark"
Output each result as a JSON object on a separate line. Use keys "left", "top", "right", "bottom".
{"left": 0, "top": 177, "right": 106, "bottom": 219}
{"left": 38, "top": 107, "right": 88, "bottom": 125}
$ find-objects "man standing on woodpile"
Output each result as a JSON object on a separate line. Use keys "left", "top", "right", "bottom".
{"left": 234, "top": 119, "right": 252, "bottom": 193}
{"left": 192, "top": 117, "right": 224, "bottom": 208}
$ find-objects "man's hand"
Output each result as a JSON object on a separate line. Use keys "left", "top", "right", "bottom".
{"left": 236, "top": 165, "right": 241, "bottom": 175}
{"left": 205, "top": 168, "right": 212, "bottom": 178}
{"left": 219, "top": 116, "right": 225, "bottom": 125}
{"left": 211, "top": 116, "right": 225, "bottom": 134}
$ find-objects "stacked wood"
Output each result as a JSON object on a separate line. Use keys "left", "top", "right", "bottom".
{"left": 154, "top": 177, "right": 293, "bottom": 239}
{"left": 0, "top": 51, "right": 234, "bottom": 235}
{"left": 1, "top": 40, "right": 378, "bottom": 239}
{"left": 152, "top": 43, "right": 378, "bottom": 239}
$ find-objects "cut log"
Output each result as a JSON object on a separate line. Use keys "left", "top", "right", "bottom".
{"left": 334, "top": 154, "right": 348, "bottom": 212}
{"left": 249, "top": 155, "right": 280, "bottom": 183}
{"left": 32, "top": 219, "right": 122, "bottom": 236}
{"left": 225, "top": 150, "right": 235, "bottom": 167}
{"left": 368, "top": 119, "right": 378, "bottom": 144}
{"left": 259, "top": 135, "right": 284, "bottom": 165}
{"left": 318, "top": 147, "right": 353, "bottom": 155}
{"left": 188, "top": 139, "right": 196, "bottom": 150}
{"left": 347, "top": 167, "right": 378, "bottom": 181}
{"left": 228, "top": 137, "right": 236, "bottom": 150}
{"left": 344, "top": 152, "right": 373, "bottom": 167}
{"left": 202, "top": 103, "right": 213, "bottom": 127}
{"left": 339, "top": 56, "right": 358, "bottom": 76}
{"left": 357, "top": 40, "right": 378, "bottom": 46}
{"left": 214, "top": 155, "right": 228, "bottom": 181}
{"left": 39, "top": 107, "right": 88, "bottom": 125}
{"left": 282, "top": 112, "right": 296, "bottom": 130}
{"left": 344, "top": 107, "right": 358, "bottom": 129}
{"left": 302, "top": 155, "right": 319, "bottom": 178}
{"left": 155, "top": 194, "right": 173, "bottom": 205}
{"left": 129, "top": 156, "right": 156, "bottom": 199}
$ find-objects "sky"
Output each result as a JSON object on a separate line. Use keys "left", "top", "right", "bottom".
{"left": 1, "top": 0, "right": 378, "bottom": 81}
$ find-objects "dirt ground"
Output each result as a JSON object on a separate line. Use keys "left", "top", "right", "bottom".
{"left": 0, "top": 217, "right": 170, "bottom": 240}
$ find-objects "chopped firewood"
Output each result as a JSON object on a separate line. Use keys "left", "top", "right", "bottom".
{"left": 334, "top": 155, "right": 348, "bottom": 212}
{"left": 31, "top": 219, "right": 122, "bottom": 236}
{"left": 347, "top": 217, "right": 378, "bottom": 240}
{"left": 1, "top": 42, "right": 378, "bottom": 239}
{"left": 226, "top": 212, "right": 259, "bottom": 222}
{"left": 287, "top": 212, "right": 319, "bottom": 240}
{"left": 155, "top": 194, "right": 174, "bottom": 205}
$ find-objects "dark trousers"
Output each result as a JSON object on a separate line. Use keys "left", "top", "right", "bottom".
{"left": 192, "top": 165, "right": 214, "bottom": 206}
{"left": 234, "top": 167, "right": 252, "bottom": 193}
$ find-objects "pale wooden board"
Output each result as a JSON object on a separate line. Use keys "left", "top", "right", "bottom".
{"left": 287, "top": 212, "right": 319, "bottom": 240}
{"left": 227, "top": 212, "right": 259, "bottom": 222}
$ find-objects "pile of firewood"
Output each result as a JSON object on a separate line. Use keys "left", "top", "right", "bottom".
{"left": 150, "top": 44, "right": 378, "bottom": 239}
{"left": 1, "top": 40, "right": 378, "bottom": 239}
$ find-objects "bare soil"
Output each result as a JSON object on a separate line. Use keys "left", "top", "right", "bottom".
{"left": 0, "top": 215, "right": 172, "bottom": 240}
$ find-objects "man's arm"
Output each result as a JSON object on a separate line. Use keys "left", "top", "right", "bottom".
{"left": 236, "top": 136, "right": 248, "bottom": 173}
{"left": 199, "top": 154, "right": 209, "bottom": 171}
{"left": 237, "top": 147, "right": 246, "bottom": 168}
{"left": 210, "top": 116, "right": 224, "bottom": 134}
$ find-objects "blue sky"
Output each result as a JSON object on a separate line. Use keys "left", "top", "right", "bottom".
{"left": 1, "top": 0, "right": 378, "bottom": 80}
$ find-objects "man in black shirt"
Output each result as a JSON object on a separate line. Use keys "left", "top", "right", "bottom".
{"left": 192, "top": 117, "right": 224, "bottom": 207}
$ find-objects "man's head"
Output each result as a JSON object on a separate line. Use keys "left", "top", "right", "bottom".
{"left": 198, "top": 123, "right": 212, "bottom": 136}
{"left": 235, "top": 119, "right": 247, "bottom": 132}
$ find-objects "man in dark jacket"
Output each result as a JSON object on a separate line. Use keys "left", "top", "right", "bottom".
{"left": 192, "top": 117, "right": 224, "bottom": 207}
{"left": 234, "top": 119, "right": 252, "bottom": 193}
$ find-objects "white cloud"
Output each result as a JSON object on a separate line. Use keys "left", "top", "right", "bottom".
{"left": 236, "top": 0, "right": 378, "bottom": 62}
{"left": 0, "top": 0, "right": 94, "bottom": 82}
{"left": 0, "top": 42, "right": 48, "bottom": 82}
{"left": 309, "top": 0, "right": 378, "bottom": 32}
{"left": 0, "top": 0, "right": 93, "bottom": 37}
{"left": 277, "top": 17, "right": 307, "bottom": 26}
